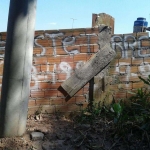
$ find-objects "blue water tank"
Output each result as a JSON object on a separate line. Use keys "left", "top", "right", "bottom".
{"left": 133, "top": 17, "right": 148, "bottom": 33}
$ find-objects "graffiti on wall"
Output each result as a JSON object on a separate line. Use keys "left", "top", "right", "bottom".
{"left": 30, "top": 61, "right": 86, "bottom": 89}
{"left": 35, "top": 32, "right": 98, "bottom": 56}
{"left": 111, "top": 34, "right": 150, "bottom": 58}
{"left": 1, "top": 31, "right": 150, "bottom": 90}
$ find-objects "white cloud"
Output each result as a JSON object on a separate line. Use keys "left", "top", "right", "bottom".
{"left": 49, "top": 22, "right": 57, "bottom": 25}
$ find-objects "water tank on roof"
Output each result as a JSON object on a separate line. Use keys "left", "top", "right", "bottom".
{"left": 133, "top": 17, "right": 148, "bottom": 33}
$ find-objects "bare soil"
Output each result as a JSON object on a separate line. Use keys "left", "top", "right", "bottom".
{"left": 0, "top": 113, "right": 149, "bottom": 150}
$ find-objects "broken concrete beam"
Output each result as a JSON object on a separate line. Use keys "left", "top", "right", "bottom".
{"left": 61, "top": 44, "right": 116, "bottom": 97}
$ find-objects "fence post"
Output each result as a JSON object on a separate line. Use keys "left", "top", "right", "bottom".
{"left": 0, "top": 0, "right": 37, "bottom": 137}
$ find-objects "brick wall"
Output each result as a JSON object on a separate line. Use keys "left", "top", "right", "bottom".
{"left": 94, "top": 32, "right": 150, "bottom": 106}
{"left": 0, "top": 28, "right": 100, "bottom": 114}
{"left": 1, "top": 13, "right": 150, "bottom": 115}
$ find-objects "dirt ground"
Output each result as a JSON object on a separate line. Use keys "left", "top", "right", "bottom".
{"left": 0, "top": 113, "right": 149, "bottom": 150}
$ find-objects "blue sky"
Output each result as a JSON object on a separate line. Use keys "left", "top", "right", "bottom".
{"left": 0, "top": 0, "right": 150, "bottom": 34}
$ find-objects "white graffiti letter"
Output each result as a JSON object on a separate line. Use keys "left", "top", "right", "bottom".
{"left": 59, "top": 62, "right": 72, "bottom": 79}
{"left": 62, "top": 36, "right": 79, "bottom": 55}
{"left": 45, "top": 32, "right": 64, "bottom": 56}
{"left": 80, "top": 33, "right": 97, "bottom": 53}
{"left": 34, "top": 35, "right": 46, "bottom": 56}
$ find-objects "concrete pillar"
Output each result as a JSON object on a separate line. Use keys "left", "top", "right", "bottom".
{"left": 0, "top": 0, "right": 37, "bottom": 137}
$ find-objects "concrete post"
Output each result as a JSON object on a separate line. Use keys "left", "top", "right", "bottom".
{"left": 0, "top": 0, "right": 37, "bottom": 137}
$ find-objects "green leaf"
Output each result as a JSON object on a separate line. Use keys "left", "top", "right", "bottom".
{"left": 139, "top": 76, "right": 150, "bottom": 85}
{"left": 113, "top": 103, "right": 122, "bottom": 114}
{"left": 127, "top": 91, "right": 136, "bottom": 95}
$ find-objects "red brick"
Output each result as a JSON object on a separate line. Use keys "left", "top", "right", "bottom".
{"left": 40, "top": 65, "right": 49, "bottom": 72}
{"left": 84, "top": 83, "right": 89, "bottom": 88}
{"left": 136, "top": 32, "right": 149, "bottom": 39}
{"left": 85, "top": 28, "right": 99, "bottom": 34}
{"left": 45, "top": 90, "right": 58, "bottom": 97}
{"left": 109, "top": 84, "right": 118, "bottom": 91}
{"left": 93, "top": 45, "right": 99, "bottom": 52}
{"left": 33, "top": 57, "right": 47, "bottom": 65}
{"left": 31, "top": 65, "right": 41, "bottom": 73}
{"left": 119, "top": 58, "right": 131, "bottom": 66}
{"left": 126, "top": 89, "right": 137, "bottom": 98}
{"left": 56, "top": 47, "right": 67, "bottom": 55}
{"left": 55, "top": 105, "right": 68, "bottom": 112}
{"left": 110, "top": 58, "right": 119, "bottom": 67}
{"left": 83, "top": 86, "right": 89, "bottom": 94}
{"left": 87, "top": 53, "right": 95, "bottom": 60}
{"left": 60, "top": 56, "right": 74, "bottom": 62}
{"left": 34, "top": 31, "right": 44, "bottom": 36}
{"left": 132, "top": 58, "right": 143, "bottom": 66}
{"left": 57, "top": 62, "right": 74, "bottom": 71}
{"left": 113, "top": 91, "right": 127, "bottom": 99}
{"left": 38, "top": 82, "right": 61, "bottom": 89}
{"left": 56, "top": 104, "right": 80, "bottom": 112}
{"left": 53, "top": 39, "right": 62, "bottom": 46}
{"left": 118, "top": 83, "right": 132, "bottom": 90}
{"left": 144, "top": 58, "right": 150, "bottom": 63}
{"left": 129, "top": 76, "right": 141, "bottom": 82}
{"left": 44, "top": 74, "right": 58, "bottom": 81}
{"left": 80, "top": 103, "right": 88, "bottom": 110}
{"left": 73, "top": 28, "right": 85, "bottom": 37}
{"left": 63, "top": 97, "right": 76, "bottom": 104}
{"left": 31, "top": 75, "right": 45, "bottom": 81}
{"left": 0, "top": 66, "right": 3, "bottom": 75}
{"left": 36, "top": 98, "right": 50, "bottom": 105}
{"left": 28, "top": 106, "right": 41, "bottom": 115}
{"left": 44, "top": 29, "right": 60, "bottom": 34}
{"left": 119, "top": 75, "right": 130, "bottom": 82}
{"left": 58, "top": 73, "right": 68, "bottom": 81}
{"left": 90, "top": 36, "right": 98, "bottom": 44}
{"left": 41, "top": 64, "right": 54, "bottom": 72}
{"left": 74, "top": 89, "right": 83, "bottom": 96}
{"left": 132, "top": 81, "right": 145, "bottom": 89}
{"left": 140, "top": 49, "right": 147, "bottom": 55}
{"left": 41, "top": 105, "right": 55, "bottom": 113}
{"left": 0, "top": 76, "right": 2, "bottom": 84}
{"left": 28, "top": 99, "right": 36, "bottom": 107}
{"left": 80, "top": 46, "right": 94, "bottom": 53}
{"left": 50, "top": 97, "right": 63, "bottom": 105}
{"left": 66, "top": 104, "right": 80, "bottom": 112}
{"left": 35, "top": 39, "right": 49, "bottom": 47}
{"left": 47, "top": 56, "right": 61, "bottom": 64}
{"left": 49, "top": 82, "right": 61, "bottom": 89}
{"left": 33, "top": 48, "right": 42, "bottom": 55}
{"left": 30, "top": 81, "right": 38, "bottom": 90}
{"left": 0, "top": 51, "right": 4, "bottom": 57}
{"left": 72, "top": 28, "right": 85, "bottom": 36}
{"left": 74, "top": 61, "right": 85, "bottom": 69}
{"left": 75, "top": 36, "right": 88, "bottom": 45}
{"left": 57, "top": 91, "right": 65, "bottom": 97}
{"left": 75, "top": 96, "right": 88, "bottom": 104}
{"left": 65, "top": 46, "right": 80, "bottom": 53}
{"left": 130, "top": 66, "right": 138, "bottom": 73}
{"left": 45, "top": 47, "right": 54, "bottom": 55}
{"left": 108, "top": 67, "right": 119, "bottom": 75}
{"left": 1, "top": 32, "right": 7, "bottom": 40}
{"left": 38, "top": 82, "right": 50, "bottom": 89}
{"left": 59, "top": 29, "right": 73, "bottom": 36}
{"left": 30, "top": 90, "right": 44, "bottom": 98}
